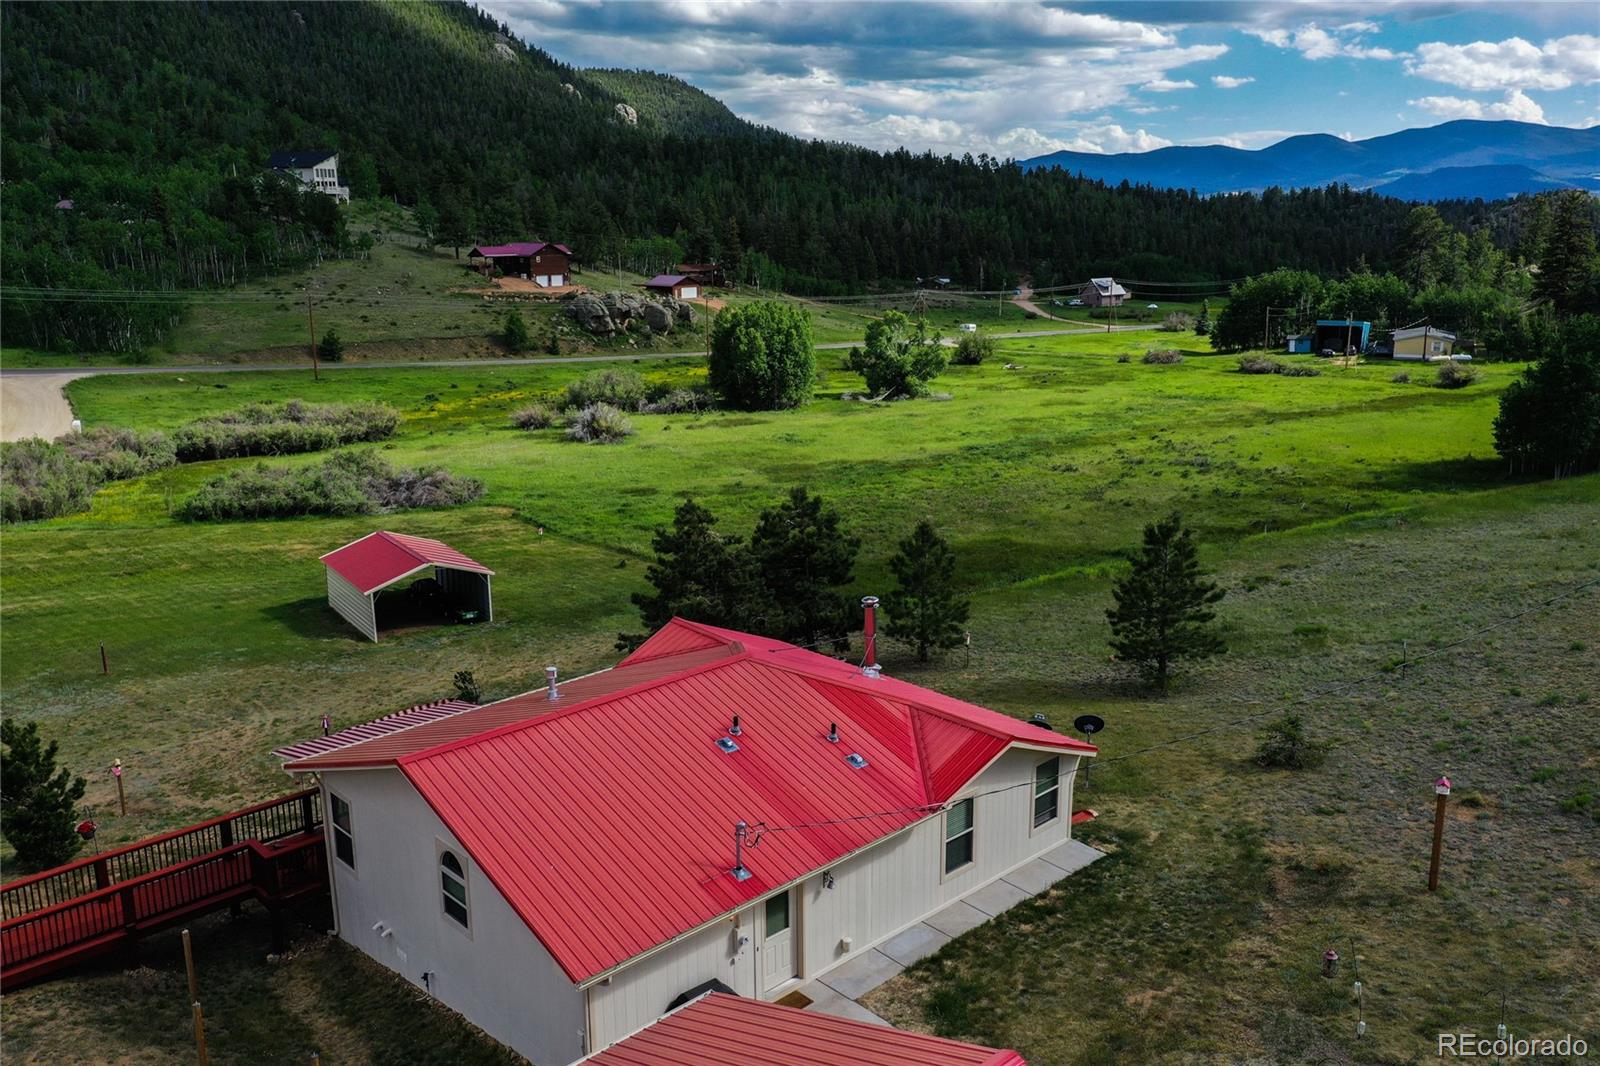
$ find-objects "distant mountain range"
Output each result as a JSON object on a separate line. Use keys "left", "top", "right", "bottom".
{"left": 1020, "top": 120, "right": 1600, "bottom": 202}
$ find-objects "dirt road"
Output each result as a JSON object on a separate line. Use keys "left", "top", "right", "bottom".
{"left": 0, "top": 372, "right": 87, "bottom": 442}
{"left": 1010, "top": 285, "right": 1069, "bottom": 322}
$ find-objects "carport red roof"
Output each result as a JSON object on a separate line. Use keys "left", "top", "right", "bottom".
{"left": 292, "top": 618, "right": 1095, "bottom": 983}
{"left": 583, "top": 992, "right": 1026, "bottom": 1066}
{"left": 320, "top": 531, "right": 493, "bottom": 595}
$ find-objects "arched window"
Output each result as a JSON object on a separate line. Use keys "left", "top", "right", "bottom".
{"left": 440, "top": 850, "right": 469, "bottom": 928}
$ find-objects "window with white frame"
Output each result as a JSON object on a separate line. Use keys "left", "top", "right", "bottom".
{"left": 1033, "top": 756, "right": 1061, "bottom": 828}
{"left": 944, "top": 798, "right": 975, "bottom": 874}
{"left": 440, "top": 850, "right": 469, "bottom": 928}
{"left": 330, "top": 792, "right": 354, "bottom": 869}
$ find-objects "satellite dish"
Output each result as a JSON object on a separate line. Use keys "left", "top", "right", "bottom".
{"left": 1073, "top": 714, "right": 1105, "bottom": 737}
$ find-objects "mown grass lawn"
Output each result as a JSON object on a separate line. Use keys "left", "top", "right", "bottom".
{"left": 2, "top": 329, "right": 1595, "bottom": 1064}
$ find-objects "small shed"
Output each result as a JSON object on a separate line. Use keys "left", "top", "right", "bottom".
{"left": 1079, "top": 277, "right": 1127, "bottom": 308}
{"left": 1393, "top": 325, "right": 1457, "bottom": 361}
{"left": 643, "top": 274, "right": 698, "bottom": 300}
{"left": 320, "top": 531, "right": 493, "bottom": 642}
{"left": 1285, "top": 333, "right": 1313, "bottom": 354}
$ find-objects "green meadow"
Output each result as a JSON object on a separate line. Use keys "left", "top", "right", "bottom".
{"left": 2, "top": 328, "right": 1596, "bottom": 1064}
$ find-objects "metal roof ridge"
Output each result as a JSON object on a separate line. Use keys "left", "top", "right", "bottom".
{"left": 395, "top": 648, "right": 752, "bottom": 768}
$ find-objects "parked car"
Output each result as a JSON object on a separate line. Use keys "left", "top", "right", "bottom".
{"left": 958, "top": 322, "right": 977, "bottom": 333}
{"left": 1068, "top": 298, "right": 1084, "bottom": 307}
{"left": 1147, "top": 302, "right": 1160, "bottom": 310}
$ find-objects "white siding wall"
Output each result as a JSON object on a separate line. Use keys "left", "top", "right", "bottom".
{"left": 325, "top": 568, "right": 377, "bottom": 641}
{"left": 587, "top": 749, "right": 1083, "bottom": 1049}
{"left": 321, "top": 769, "right": 586, "bottom": 1066}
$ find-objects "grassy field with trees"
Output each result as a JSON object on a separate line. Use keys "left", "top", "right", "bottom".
{"left": 2, "top": 324, "right": 1595, "bottom": 1062}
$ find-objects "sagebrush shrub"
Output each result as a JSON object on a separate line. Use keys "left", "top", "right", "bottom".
{"left": 1279, "top": 365, "right": 1321, "bottom": 377}
{"left": 1142, "top": 349, "right": 1184, "bottom": 365}
{"left": 565, "top": 369, "right": 646, "bottom": 411}
{"left": 641, "top": 387, "right": 713, "bottom": 414}
{"left": 2, "top": 427, "right": 177, "bottom": 523}
{"left": 176, "top": 451, "right": 482, "bottom": 521}
{"left": 1158, "top": 312, "right": 1196, "bottom": 332}
{"left": 1236, "top": 356, "right": 1284, "bottom": 374}
{"left": 566, "top": 403, "right": 635, "bottom": 443}
{"left": 1391, "top": 371, "right": 1411, "bottom": 383}
{"left": 1436, "top": 361, "right": 1477, "bottom": 389}
{"left": 510, "top": 404, "right": 557, "bottom": 429}
{"left": 172, "top": 401, "right": 398, "bottom": 461}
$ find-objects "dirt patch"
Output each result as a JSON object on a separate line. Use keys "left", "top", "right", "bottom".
{"left": 1, "top": 371, "right": 88, "bottom": 441}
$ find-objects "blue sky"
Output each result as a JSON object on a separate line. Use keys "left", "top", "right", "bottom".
{"left": 480, "top": 1, "right": 1599, "bottom": 157}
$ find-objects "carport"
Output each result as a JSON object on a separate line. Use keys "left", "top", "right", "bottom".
{"left": 320, "top": 531, "right": 493, "bottom": 642}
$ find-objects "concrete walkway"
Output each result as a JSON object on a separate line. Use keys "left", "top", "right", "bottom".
{"left": 800, "top": 839, "right": 1105, "bottom": 1025}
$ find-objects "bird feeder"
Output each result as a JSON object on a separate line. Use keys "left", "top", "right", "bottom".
{"left": 1322, "top": 948, "right": 1340, "bottom": 978}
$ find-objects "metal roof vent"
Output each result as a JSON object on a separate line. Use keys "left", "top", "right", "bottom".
{"left": 827, "top": 722, "right": 839, "bottom": 744}
{"left": 729, "top": 714, "right": 742, "bottom": 736}
{"left": 716, "top": 736, "right": 740, "bottom": 754}
{"left": 845, "top": 753, "right": 869, "bottom": 769}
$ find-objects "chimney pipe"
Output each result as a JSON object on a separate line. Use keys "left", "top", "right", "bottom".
{"left": 545, "top": 665, "right": 559, "bottom": 700}
{"left": 730, "top": 714, "right": 742, "bottom": 736}
{"left": 861, "top": 596, "right": 879, "bottom": 676}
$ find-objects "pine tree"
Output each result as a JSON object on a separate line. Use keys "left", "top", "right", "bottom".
{"left": 317, "top": 327, "right": 344, "bottom": 362}
{"left": 1106, "top": 512, "right": 1226, "bottom": 690}
{"left": 1, "top": 719, "right": 88, "bottom": 870}
{"left": 749, "top": 487, "right": 859, "bottom": 648}
{"left": 502, "top": 308, "right": 530, "bottom": 352}
{"left": 622, "top": 499, "right": 768, "bottom": 649}
{"left": 883, "top": 520, "right": 969, "bottom": 662}
{"left": 1535, "top": 190, "right": 1598, "bottom": 313}
{"left": 1195, "top": 298, "right": 1212, "bottom": 337}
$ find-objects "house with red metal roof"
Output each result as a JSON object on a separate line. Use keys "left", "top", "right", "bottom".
{"left": 468, "top": 241, "right": 573, "bottom": 286}
{"left": 579, "top": 991, "right": 1026, "bottom": 1065}
{"left": 278, "top": 611, "right": 1096, "bottom": 1065}
{"left": 642, "top": 274, "right": 699, "bottom": 300}
{"left": 320, "top": 531, "right": 493, "bottom": 641}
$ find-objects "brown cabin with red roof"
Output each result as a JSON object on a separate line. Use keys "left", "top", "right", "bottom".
{"left": 468, "top": 241, "right": 573, "bottom": 286}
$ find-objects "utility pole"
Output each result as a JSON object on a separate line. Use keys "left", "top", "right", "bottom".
{"left": 1264, "top": 304, "right": 1271, "bottom": 350}
{"left": 306, "top": 288, "right": 320, "bottom": 382}
{"left": 1345, "top": 309, "right": 1354, "bottom": 366}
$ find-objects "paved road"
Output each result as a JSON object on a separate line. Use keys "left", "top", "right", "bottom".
{"left": 0, "top": 324, "right": 1157, "bottom": 442}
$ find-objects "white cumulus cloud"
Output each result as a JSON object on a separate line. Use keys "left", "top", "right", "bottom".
{"left": 1248, "top": 22, "right": 1397, "bottom": 61}
{"left": 1408, "top": 89, "right": 1548, "bottom": 124}
{"left": 1211, "top": 75, "right": 1255, "bottom": 88}
{"left": 1144, "top": 78, "right": 1197, "bottom": 92}
{"left": 1405, "top": 35, "right": 1600, "bottom": 92}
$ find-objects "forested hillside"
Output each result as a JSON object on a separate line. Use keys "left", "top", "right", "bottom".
{"left": 0, "top": 0, "right": 1567, "bottom": 352}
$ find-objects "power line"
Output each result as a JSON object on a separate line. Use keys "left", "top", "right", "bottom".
{"left": 745, "top": 573, "right": 1599, "bottom": 843}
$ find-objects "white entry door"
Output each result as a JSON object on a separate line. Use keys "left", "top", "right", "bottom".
{"left": 760, "top": 890, "right": 796, "bottom": 992}
{"left": 681, "top": 285, "right": 698, "bottom": 299}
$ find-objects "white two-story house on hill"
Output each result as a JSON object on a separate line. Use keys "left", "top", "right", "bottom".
{"left": 267, "top": 150, "right": 350, "bottom": 202}
{"left": 276, "top": 614, "right": 1099, "bottom": 1065}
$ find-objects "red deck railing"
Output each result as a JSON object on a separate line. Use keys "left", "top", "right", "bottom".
{"left": 1, "top": 788, "right": 320, "bottom": 921}
{"left": 0, "top": 790, "right": 328, "bottom": 989}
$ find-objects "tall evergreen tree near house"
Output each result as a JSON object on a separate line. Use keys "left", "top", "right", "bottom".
{"left": 1106, "top": 512, "right": 1226, "bottom": 690}
{"left": 1, "top": 719, "right": 88, "bottom": 870}
{"left": 317, "top": 327, "right": 344, "bottom": 362}
{"left": 1535, "top": 190, "right": 1599, "bottom": 313}
{"left": 883, "top": 520, "right": 970, "bottom": 662}
{"left": 1399, "top": 206, "right": 1456, "bottom": 291}
{"left": 502, "top": 308, "right": 531, "bottom": 352}
{"left": 435, "top": 196, "right": 473, "bottom": 259}
{"left": 749, "top": 487, "right": 860, "bottom": 649}
{"left": 621, "top": 498, "right": 768, "bottom": 650}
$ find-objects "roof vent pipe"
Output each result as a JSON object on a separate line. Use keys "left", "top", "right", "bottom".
{"left": 730, "top": 714, "right": 742, "bottom": 736}
{"left": 827, "top": 722, "right": 839, "bottom": 744}
{"left": 545, "top": 665, "right": 559, "bottom": 700}
{"left": 861, "top": 596, "right": 880, "bottom": 676}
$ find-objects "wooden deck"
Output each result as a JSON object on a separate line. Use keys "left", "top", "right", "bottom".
{"left": 1, "top": 789, "right": 329, "bottom": 989}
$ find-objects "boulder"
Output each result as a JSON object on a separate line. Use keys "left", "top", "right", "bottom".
{"left": 614, "top": 103, "right": 638, "bottom": 126}
{"left": 567, "top": 293, "right": 615, "bottom": 334}
{"left": 641, "top": 300, "right": 673, "bottom": 334}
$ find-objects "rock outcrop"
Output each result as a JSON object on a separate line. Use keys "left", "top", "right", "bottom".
{"left": 614, "top": 103, "right": 638, "bottom": 126}
{"left": 566, "top": 291, "right": 692, "bottom": 335}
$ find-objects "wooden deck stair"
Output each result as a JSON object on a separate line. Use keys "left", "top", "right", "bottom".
{"left": 2, "top": 789, "right": 328, "bottom": 989}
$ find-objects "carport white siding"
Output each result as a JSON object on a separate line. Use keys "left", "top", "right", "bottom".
{"left": 326, "top": 568, "right": 378, "bottom": 642}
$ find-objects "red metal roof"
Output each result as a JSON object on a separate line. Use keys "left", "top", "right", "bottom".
{"left": 271, "top": 699, "right": 478, "bottom": 763}
{"left": 354, "top": 619, "right": 1096, "bottom": 983}
{"left": 643, "top": 274, "right": 689, "bottom": 288}
{"left": 469, "top": 241, "right": 572, "bottom": 258}
{"left": 320, "top": 531, "right": 493, "bottom": 595}
{"left": 583, "top": 993, "right": 1026, "bottom": 1066}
